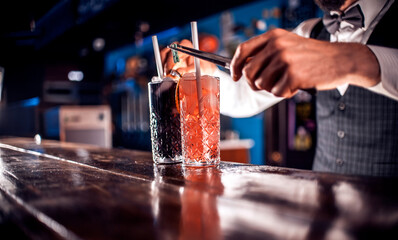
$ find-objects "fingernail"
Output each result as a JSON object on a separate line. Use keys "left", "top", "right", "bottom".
{"left": 271, "top": 87, "right": 278, "bottom": 95}
{"left": 232, "top": 72, "right": 239, "bottom": 81}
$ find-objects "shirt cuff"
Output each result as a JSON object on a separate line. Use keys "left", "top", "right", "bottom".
{"left": 367, "top": 45, "right": 398, "bottom": 101}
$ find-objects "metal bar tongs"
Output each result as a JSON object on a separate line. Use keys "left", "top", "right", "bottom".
{"left": 168, "top": 44, "right": 232, "bottom": 69}
{"left": 168, "top": 43, "right": 317, "bottom": 95}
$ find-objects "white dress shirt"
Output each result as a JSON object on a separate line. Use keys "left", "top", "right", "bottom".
{"left": 219, "top": 0, "right": 398, "bottom": 118}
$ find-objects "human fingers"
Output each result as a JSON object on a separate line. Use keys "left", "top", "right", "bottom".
{"left": 175, "top": 56, "right": 217, "bottom": 76}
{"left": 174, "top": 66, "right": 195, "bottom": 77}
{"left": 252, "top": 59, "right": 285, "bottom": 92}
{"left": 200, "top": 60, "right": 217, "bottom": 75}
{"left": 241, "top": 45, "right": 279, "bottom": 88}
{"left": 231, "top": 28, "right": 289, "bottom": 81}
{"left": 175, "top": 39, "right": 194, "bottom": 63}
{"left": 179, "top": 39, "right": 194, "bottom": 48}
{"left": 246, "top": 76, "right": 261, "bottom": 91}
{"left": 243, "top": 52, "right": 285, "bottom": 92}
{"left": 163, "top": 39, "right": 193, "bottom": 75}
{"left": 270, "top": 72, "right": 298, "bottom": 98}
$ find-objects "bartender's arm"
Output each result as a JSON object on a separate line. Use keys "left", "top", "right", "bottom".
{"left": 231, "top": 28, "right": 381, "bottom": 98}
{"left": 161, "top": 25, "right": 398, "bottom": 117}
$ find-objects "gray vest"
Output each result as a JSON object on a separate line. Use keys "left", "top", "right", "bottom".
{"left": 310, "top": 2, "right": 398, "bottom": 177}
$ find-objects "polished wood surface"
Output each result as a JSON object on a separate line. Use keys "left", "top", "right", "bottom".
{"left": 0, "top": 137, "right": 397, "bottom": 239}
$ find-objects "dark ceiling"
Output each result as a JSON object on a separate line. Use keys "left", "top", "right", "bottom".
{"left": 0, "top": 0, "right": 260, "bottom": 61}
{"left": 0, "top": 1, "right": 59, "bottom": 33}
{"left": 0, "top": 0, "right": 263, "bottom": 103}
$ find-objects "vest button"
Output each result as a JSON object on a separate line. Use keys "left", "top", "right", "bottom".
{"left": 338, "top": 102, "right": 346, "bottom": 111}
{"left": 337, "top": 130, "right": 345, "bottom": 138}
{"left": 336, "top": 158, "right": 344, "bottom": 166}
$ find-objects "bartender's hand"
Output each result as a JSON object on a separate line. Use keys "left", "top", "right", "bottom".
{"left": 231, "top": 28, "right": 381, "bottom": 98}
{"left": 161, "top": 39, "right": 217, "bottom": 79}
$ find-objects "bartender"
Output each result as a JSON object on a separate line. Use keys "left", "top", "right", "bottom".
{"left": 161, "top": 0, "right": 398, "bottom": 177}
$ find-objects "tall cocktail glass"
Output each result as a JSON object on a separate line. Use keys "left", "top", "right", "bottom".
{"left": 179, "top": 73, "right": 220, "bottom": 166}
{"left": 148, "top": 77, "right": 182, "bottom": 164}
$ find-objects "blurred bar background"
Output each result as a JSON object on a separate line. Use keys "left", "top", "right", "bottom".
{"left": 0, "top": 0, "right": 321, "bottom": 168}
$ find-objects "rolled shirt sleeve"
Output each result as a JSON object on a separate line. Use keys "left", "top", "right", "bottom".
{"left": 294, "top": 18, "right": 398, "bottom": 101}
{"left": 216, "top": 18, "right": 398, "bottom": 118}
{"left": 367, "top": 45, "right": 398, "bottom": 101}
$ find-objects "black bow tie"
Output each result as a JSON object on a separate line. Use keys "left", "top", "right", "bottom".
{"left": 322, "top": 5, "right": 364, "bottom": 34}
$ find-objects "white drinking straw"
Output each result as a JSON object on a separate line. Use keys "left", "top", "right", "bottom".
{"left": 152, "top": 35, "right": 164, "bottom": 81}
{"left": 191, "top": 21, "right": 203, "bottom": 115}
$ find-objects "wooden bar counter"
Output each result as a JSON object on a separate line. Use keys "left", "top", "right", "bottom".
{"left": 0, "top": 137, "right": 397, "bottom": 239}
